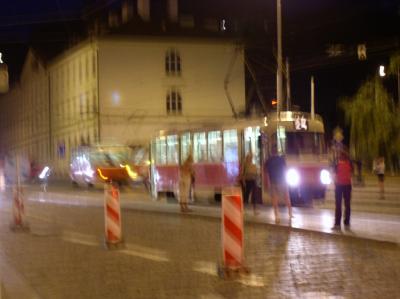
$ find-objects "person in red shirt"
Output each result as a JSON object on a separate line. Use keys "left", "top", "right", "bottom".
{"left": 333, "top": 150, "right": 353, "bottom": 229}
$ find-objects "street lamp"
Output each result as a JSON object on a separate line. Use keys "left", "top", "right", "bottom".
{"left": 379, "top": 65, "right": 386, "bottom": 77}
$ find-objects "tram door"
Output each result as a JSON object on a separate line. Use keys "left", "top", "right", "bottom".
{"left": 243, "top": 126, "right": 262, "bottom": 203}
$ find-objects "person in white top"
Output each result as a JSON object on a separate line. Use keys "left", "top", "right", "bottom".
{"left": 373, "top": 157, "right": 385, "bottom": 198}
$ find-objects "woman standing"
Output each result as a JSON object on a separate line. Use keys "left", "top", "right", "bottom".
{"left": 179, "top": 155, "right": 195, "bottom": 213}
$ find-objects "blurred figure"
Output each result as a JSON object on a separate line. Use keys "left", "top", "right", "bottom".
{"left": 38, "top": 166, "right": 51, "bottom": 192}
{"left": 179, "top": 155, "right": 194, "bottom": 213}
{"left": 240, "top": 152, "right": 258, "bottom": 213}
{"left": 0, "top": 166, "right": 5, "bottom": 192}
{"left": 373, "top": 157, "right": 385, "bottom": 199}
{"left": 333, "top": 150, "right": 353, "bottom": 229}
{"left": 355, "top": 159, "right": 364, "bottom": 186}
{"left": 265, "top": 144, "right": 292, "bottom": 224}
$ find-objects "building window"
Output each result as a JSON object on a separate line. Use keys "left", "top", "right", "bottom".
{"left": 166, "top": 88, "right": 182, "bottom": 115}
{"left": 165, "top": 49, "right": 181, "bottom": 75}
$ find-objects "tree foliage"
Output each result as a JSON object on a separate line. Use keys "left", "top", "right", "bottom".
{"left": 339, "top": 77, "right": 399, "bottom": 167}
{"left": 388, "top": 52, "right": 400, "bottom": 75}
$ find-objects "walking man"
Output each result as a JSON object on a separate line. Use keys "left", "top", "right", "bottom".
{"left": 333, "top": 150, "right": 353, "bottom": 229}
{"left": 265, "top": 144, "right": 292, "bottom": 224}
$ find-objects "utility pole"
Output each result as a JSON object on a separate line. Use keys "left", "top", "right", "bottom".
{"left": 276, "top": 0, "right": 283, "bottom": 115}
{"left": 286, "top": 57, "right": 291, "bottom": 111}
{"left": 311, "top": 76, "right": 315, "bottom": 119}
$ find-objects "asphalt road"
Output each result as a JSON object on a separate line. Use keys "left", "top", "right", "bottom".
{"left": 0, "top": 187, "right": 399, "bottom": 299}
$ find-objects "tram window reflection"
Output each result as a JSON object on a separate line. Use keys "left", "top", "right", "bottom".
{"left": 155, "top": 137, "right": 167, "bottom": 165}
{"left": 208, "top": 131, "right": 222, "bottom": 162}
{"left": 166, "top": 135, "right": 179, "bottom": 164}
{"left": 180, "top": 132, "right": 191, "bottom": 163}
{"left": 193, "top": 132, "right": 207, "bottom": 162}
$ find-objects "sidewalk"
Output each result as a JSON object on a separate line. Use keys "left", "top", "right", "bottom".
{"left": 25, "top": 185, "right": 400, "bottom": 245}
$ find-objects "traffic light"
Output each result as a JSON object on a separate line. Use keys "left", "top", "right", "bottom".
{"left": 271, "top": 99, "right": 277, "bottom": 107}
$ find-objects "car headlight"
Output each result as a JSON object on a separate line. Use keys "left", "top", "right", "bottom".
{"left": 286, "top": 168, "right": 300, "bottom": 187}
{"left": 320, "top": 169, "right": 332, "bottom": 185}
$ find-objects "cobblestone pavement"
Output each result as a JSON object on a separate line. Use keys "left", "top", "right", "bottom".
{"left": 0, "top": 195, "right": 399, "bottom": 299}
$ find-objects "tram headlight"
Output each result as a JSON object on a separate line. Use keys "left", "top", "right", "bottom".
{"left": 320, "top": 169, "right": 332, "bottom": 185}
{"left": 286, "top": 168, "right": 300, "bottom": 187}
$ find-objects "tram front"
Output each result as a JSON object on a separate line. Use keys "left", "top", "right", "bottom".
{"left": 262, "top": 112, "right": 332, "bottom": 206}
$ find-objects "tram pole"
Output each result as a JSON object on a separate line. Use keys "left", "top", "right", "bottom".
{"left": 276, "top": 0, "right": 283, "bottom": 115}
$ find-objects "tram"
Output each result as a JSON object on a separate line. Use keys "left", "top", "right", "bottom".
{"left": 70, "top": 144, "right": 135, "bottom": 187}
{"left": 262, "top": 111, "right": 331, "bottom": 204}
{"left": 149, "top": 111, "right": 331, "bottom": 205}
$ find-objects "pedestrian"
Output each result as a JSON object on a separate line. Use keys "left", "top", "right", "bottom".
{"left": 240, "top": 152, "right": 258, "bottom": 213}
{"left": 373, "top": 156, "right": 385, "bottom": 198}
{"left": 355, "top": 159, "right": 363, "bottom": 186}
{"left": 265, "top": 144, "right": 292, "bottom": 224}
{"left": 333, "top": 150, "right": 353, "bottom": 229}
{"left": 179, "top": 155, "right": 194, "bottom": 213}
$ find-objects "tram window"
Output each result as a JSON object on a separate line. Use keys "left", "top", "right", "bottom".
{"left": 244, "top": 126, "right": 260, "bottom": 164}
{"left": 133, "top": 147, "right": 148, "bottom": 164}
{"left": 223, "top": 129, "right": 238, "bottom": 163}
{"left": 155, "top": 137, "right": 167, "bottom": 165}
{"left": 283, "top": 132, "right": 326, "bottom": 155}
{"left": 166, "top": 135, "right": 179, "bottom": 164}
{"left": 180, "top": 132, "right": 191, "bottom": 163}
{"left": 193, "top": 132, "right": 207, "bottom": 162}
{"left": 208, "top": 131, "right": 222, "bottom": 162}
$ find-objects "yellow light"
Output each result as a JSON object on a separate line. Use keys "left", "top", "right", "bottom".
{"left": 97, "top": 168, "right": 108, "bottom": 180}
{"left": 145, "top": 160, "right": 151, "bottom": 165}
{"left": 120, "top": 164, "right": 138, "bottom": 179}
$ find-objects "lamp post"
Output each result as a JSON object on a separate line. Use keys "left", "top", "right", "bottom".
{"left": 276, "top": 0, "right": 283, "bottom": 115}
{"left": 379, "top": 65, "right": 386, "bottom": 77}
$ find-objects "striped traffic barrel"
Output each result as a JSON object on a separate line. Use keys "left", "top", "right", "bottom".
{"left": 104, "top": 183, "right": 122, "bottom": 245}
{"left": 221, "top": 186, "right": 244, "bottom": 270}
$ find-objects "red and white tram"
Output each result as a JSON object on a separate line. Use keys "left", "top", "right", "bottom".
{"left": 262, "top": 111, "right": 331, "bottom": 205}
{"left": 149, "top": 111, "right": 331, "bottom": 206}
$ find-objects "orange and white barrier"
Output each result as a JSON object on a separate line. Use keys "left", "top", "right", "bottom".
{"left": 12, "top": 186, "right": 25, "bottom": 227}
{"left": 104, "top": 183, "right": 122, "bottom": 246}
{"left": 221, "top": 186, "right": 244, "bottom": 271}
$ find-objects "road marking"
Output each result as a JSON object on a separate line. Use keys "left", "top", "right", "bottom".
{"left": 192, "top": 261, "right": 265, "bottom": 287}
{"left": 62, "top": 231, "right": 99, "bottom": 247}
{"left": 119, "top": 248, "right": 169, "bottom": 262}
{"left": 60, "top": 230, "right": 170, "bottom": 262}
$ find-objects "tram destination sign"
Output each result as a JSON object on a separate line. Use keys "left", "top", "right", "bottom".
{"left": 293, "top": 114, "right": 308, "bottom": 131}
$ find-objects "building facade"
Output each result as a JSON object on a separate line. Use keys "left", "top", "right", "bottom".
{"left": 0, "top": 50, "right": 50, "bottom": 168}
{"left": 0, "top": 36, "right": 245, "bottom": 177}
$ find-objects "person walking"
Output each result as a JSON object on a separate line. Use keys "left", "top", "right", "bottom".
{"left": 333, "top": 150, "right": 353, "bottom": 229}
{"left": 241, "top": 152, "right": 258, "bottom": 213}
{"left": 265, "top": 145, "right": 292, "bottom": 224}
{"left": 179, "top": 155, "right": 195, "bottom": 213}
{"left": 373, "top": 157, "right": 385, "bottom": 199}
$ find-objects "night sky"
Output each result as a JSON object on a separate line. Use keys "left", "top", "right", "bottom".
{"left": 0, "top": 0, "right": 399, "bottom": 141}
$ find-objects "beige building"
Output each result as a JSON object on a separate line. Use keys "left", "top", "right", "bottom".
{"left": 0, "top": 49, "right": 50, "bottom": 167}
{"left": 0, "top": 36, "right": 246, "bottom": 177}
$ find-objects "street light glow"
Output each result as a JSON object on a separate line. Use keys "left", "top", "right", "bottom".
{"left": 379, "top": 65, "right": 386, "bottom": 77}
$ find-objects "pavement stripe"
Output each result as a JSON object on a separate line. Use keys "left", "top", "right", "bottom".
{"left": 192, "top": 261, "right": 265, "bottom": 287}
{"left": 119, "top": 249, "right": 169, "bottom": 262}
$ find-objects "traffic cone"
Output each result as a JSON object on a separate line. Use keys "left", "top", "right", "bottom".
{"left": 10, "top": 185, "right": 29, "bottom": 231}
{"left": 217, "top": 186, "right": 249, "bottom": 278}
{"left": 104, "top": 182, "right": 123, "bottom": 248}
